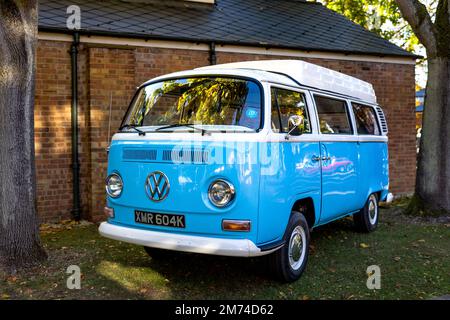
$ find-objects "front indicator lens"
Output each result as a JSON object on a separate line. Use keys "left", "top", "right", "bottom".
{"left": 208, "top": 179, "right": 235, "bottom": 207}
{"left": 222, "top": 220, "right": 251, "bottom": 232}
{"left": 106, "top": 173, "right": 123, "bottom": 198}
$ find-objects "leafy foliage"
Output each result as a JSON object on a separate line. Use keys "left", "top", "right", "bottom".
{"left": 316, "top": 0, "right": 438, "bottom": 53}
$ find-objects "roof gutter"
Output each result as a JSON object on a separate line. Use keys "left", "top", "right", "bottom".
{"left": 38, "top": 27, "right": 422, "bottom": 60}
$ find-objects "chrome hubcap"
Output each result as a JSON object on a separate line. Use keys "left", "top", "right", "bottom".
{"left": 288, "top": 226, "right": 307, "bottom": 271}
{"left": 368, "top": 195, "right": 378, "bottom": 225}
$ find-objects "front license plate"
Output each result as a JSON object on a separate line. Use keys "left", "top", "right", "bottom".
{"left": 134, "top": 210, "right": 185, "bottom": 228}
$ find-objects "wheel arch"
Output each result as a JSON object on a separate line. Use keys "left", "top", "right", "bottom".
{"left": 291, "top": 197, "right": 316, "bottom": 229}
{"left": 365, "top": 189, "right": 382, "bottom": 204}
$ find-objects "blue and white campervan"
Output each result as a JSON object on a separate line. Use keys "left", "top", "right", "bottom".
{"left": 99, "top": 60, "right": 392, "bottom": 282}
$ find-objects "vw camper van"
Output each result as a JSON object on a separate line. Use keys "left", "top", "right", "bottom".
{"left": 99, "top": 60, "right": 392, "bottom": 282}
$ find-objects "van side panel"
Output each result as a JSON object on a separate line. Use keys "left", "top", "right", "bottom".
{"left": 357, "top": 141, "right": 389, "bottom": 205}
{"left": 319, "top": 140, "right": 360, "bottom": 223}
{"left": 257, "top": 141, "right": 321, "bottom": 245}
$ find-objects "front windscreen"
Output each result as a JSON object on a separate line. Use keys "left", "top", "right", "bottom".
{"left": 122, "top": 77, "right": 262, "bottom": 133}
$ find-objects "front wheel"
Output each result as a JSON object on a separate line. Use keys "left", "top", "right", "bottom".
{"left": 268, "top": 211, "right": 310, "bottom": 283}
{"left": 353, "top": 193, "right": 379, "bottom": 233}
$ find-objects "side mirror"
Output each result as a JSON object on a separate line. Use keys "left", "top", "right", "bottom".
{"left": 286, "top": 115, "right": 305, "bottom": 138}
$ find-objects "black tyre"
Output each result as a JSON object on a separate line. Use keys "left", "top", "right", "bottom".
{"left": 268, "top": 211, "right": 310, "bottom": 283}
{"left": 353, "top": 193, "right": 379, "bottom": 233}
{"left": 143, "top": 246, "right": 172, "bottom": 258}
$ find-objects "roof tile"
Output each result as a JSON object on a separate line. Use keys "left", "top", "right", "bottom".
{"left": 39, "top": 0, "right": 416, "bottom": 58}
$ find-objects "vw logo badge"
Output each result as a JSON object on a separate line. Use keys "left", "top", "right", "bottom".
{"left": 145, "top": 171, "right": 170, "bottom": 202}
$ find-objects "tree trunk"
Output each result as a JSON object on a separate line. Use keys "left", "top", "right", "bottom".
{"left": 395, "top": 0, "right": 450, "bottom": 215}
{"left": 0, "top": 0, "right": 47, "bottom": 271}
{"left": 414, "top": 57, "right": 450, "bottom": 214}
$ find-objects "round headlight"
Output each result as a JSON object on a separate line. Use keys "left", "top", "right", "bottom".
{"left": 106, "top": 173, "right": 123, "bottom": 198}
{"left": 208, "top": 179, "right": 235, "bottom": 207}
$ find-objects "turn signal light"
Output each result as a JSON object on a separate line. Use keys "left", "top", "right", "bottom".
{"left": 222, "top": 220, "right": 251, "bottom": 232}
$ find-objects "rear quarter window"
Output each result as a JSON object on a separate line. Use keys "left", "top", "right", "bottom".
{"left": 352, "top": 103, "right": 381, "bottom": 136}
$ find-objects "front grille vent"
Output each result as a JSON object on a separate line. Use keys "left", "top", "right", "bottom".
{"left": 122, "top": 149, "right": 157, "bottom": 161}
{"left": 162, "top": 149, "right": 209, "bottom": 164}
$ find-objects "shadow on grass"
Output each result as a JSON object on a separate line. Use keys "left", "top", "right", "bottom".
{"left": 106, "top": 250, "right": 271, "bottom": 299}
{"left": 97, "top": 217, "right": 359, "bottom": 299}
{"left": 15, "top": 209, "right": 447, "bottom": 300}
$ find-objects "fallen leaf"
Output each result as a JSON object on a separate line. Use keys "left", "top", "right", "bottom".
{"left": 360, "top": 243, "right": 370, "bottom": 249}
{"left": 394, "top": 256, "right": 401, "bottom": 262}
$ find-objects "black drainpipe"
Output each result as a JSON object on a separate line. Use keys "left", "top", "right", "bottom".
{"left": 209, "top": 42, "right": 217, "bottom": 65}
{"left": 70, "top": 32, "right": 81, "bottom": 221}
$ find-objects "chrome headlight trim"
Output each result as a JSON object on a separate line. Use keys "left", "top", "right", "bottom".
{"left": 208, "top": 179, "right": 236, "bottom": 208}
{"left": 106, "top": 173, "right": 123, "bottom": 198}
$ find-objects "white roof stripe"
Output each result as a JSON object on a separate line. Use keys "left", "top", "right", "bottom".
{"left": 197, "top": 60, "right": 377, "bottom": 104}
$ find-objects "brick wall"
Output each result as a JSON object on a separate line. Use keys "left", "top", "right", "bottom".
{"left": 87, "top": 47, "right": 137, "bottom": 221}
{"left": 35, "top": 40, "right": 73, "bottom": 221}
{"left": 35, "top": 40, "right": 416, "bottom": 222}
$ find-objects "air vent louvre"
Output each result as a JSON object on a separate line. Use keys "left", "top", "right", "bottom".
{"left": 123, "top": 149, "right": 157, "bottom": 161}
{"left": 162, "top": 149, "right": 209, "bottom": 164}
{"left": 376, "top": 107, "right": 388, "bottom": 135}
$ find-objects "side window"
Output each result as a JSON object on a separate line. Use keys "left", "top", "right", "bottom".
{"left": 352, "top": 103, "right": 381, "bottom": 135}
{"left": 271, "top": 88, "right": 311, "bottom": 134}
{"left": 314, "top": 95, "right": 353, "bottom": 135}
{"left": 271, "top": 89, "right": 281, "bottom": 133}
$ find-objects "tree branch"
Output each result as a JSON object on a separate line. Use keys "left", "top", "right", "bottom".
{"left": 395, "top": 0, "right": 438, "bottom": 56}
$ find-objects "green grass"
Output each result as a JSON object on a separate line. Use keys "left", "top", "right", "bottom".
{"left": 1, "top": 207, "right": 449, "bottom": 300}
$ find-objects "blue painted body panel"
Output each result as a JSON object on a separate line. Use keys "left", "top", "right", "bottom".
{"left": 108, "top": 140, "right": 261, "bottom": 243}
{"left": 257, "top": 141, "right": 321, "bottom": 244}
{"left": 357, "top": 142, "right": 390, "bottom": 202}
{"left": 106, "top": 137, "right": 388, "bottom": 248}
{"left": 319, "top": 141, "right": 359, "bottom": 223}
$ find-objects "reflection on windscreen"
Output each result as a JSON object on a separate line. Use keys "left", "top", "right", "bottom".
{"left": 124, "top": 77, "right": 262, "bottom": 132}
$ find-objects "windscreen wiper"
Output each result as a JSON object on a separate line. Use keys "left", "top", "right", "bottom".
{"left": 119, "top": 124, "right": 146, "bottom": 136}
{"left": 155, "top": 123, "right": 209, "bottom": 136}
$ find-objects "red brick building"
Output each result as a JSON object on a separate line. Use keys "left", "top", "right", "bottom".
{"left": 36, "top": 0, "right": 417, "bottom": 222}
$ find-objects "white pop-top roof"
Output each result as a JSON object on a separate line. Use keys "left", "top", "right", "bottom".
{"left": 197, "top": 60, "right": 377, "bottom": 104}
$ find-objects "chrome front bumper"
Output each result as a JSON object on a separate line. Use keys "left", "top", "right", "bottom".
{"left": 99, "top": 222, "right": 274, "bottom": 257}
